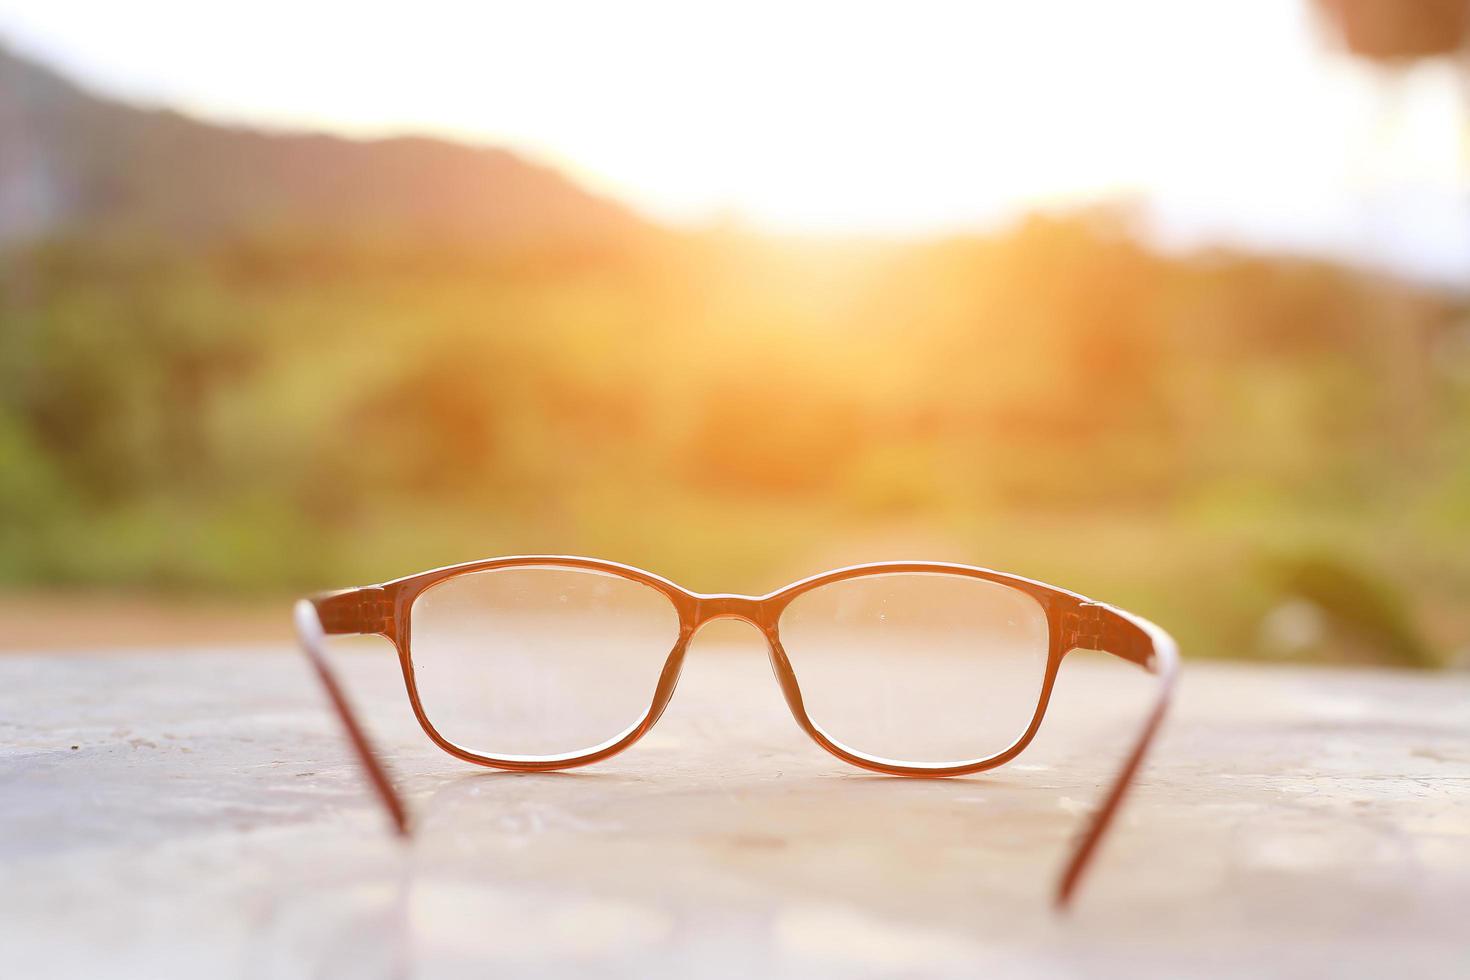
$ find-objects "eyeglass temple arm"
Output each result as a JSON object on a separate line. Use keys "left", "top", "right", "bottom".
{"left": 1053, "top": 603, "right": 1179, "bottom": 909}
{"left": 293, "top": 594, "right": 412, "bottom": 839}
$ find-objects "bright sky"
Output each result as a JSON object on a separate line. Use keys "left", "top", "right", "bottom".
{"left": 1, "top": 0, "right": 1465, "bottom": 282}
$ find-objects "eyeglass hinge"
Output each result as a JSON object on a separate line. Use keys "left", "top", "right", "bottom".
{"left": 1063, "top": 601, "right": 1107, "bottom": 650}
{"left": 316, "top": 587, "right": 394, "bottom": 636}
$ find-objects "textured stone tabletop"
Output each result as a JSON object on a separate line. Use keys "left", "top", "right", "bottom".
{"left": 2, "top": 632, "right": 1467, "bottom": 978}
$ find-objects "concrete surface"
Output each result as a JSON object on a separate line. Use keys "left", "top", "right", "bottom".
{"left": 1, "top": 630, "right": 1467, "bottom": 979}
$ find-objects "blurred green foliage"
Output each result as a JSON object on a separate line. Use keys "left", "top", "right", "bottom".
{"left": 1262, "top": 549, "right": 1439, "bottom": 668}
{"left": 1, "top": 211, "right": 1466, "bottom": 665}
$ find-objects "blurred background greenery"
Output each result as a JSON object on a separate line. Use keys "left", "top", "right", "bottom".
{"left": 1, "top": 4, "right": 1468, "bottom": 667}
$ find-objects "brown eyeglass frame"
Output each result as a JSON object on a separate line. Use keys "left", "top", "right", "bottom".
{"left": 294, "top": 556, "right": 1178, "bottom": 909}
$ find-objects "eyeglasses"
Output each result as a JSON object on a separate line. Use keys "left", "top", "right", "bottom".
{"left": 294, "top": 556, "right": 1177, "bottom": 909}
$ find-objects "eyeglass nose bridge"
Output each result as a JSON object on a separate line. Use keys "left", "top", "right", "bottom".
{"left": 690, "top": 592, "right": 771, "bottom": 630}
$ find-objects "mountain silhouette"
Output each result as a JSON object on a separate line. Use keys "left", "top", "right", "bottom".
{"left": 0, "top": 45, "right": 648, "bottom": 246}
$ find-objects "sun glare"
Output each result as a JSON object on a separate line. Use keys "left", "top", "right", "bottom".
{"left": 0, "top": 0, "right": 1464, "bottom": 269}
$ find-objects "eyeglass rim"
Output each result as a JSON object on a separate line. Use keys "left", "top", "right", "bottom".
{"left": 321, "top": 555, "right": 1100, "bottom": 774}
